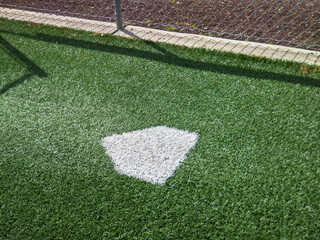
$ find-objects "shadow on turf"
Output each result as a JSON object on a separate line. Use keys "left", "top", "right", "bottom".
{"left": 0, "top": 35, "right": 48, "bottom": 94}
{"left": 1, "top": 30, "right": 319, "bottom": 88}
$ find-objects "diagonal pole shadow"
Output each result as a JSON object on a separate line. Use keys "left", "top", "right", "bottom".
{"left": 1, "top": 30, "right": 319, "bottom": 88}
{"left": 118, "top": 29, "right": 179, "bottom": 58}
{"left": 41, "top": 31, "right": 320, "bottom": 87}
{"left": 0, "top": 35, "right": 48, "bottom": 94}
{"left": 0, "top": 72, "right": 33, "bottom": 95}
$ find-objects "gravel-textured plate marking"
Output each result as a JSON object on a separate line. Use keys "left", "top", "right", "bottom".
{"left": 102, "top": 126, "right": 198, "bottom": 184}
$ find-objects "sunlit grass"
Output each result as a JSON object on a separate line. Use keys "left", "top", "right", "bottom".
{"left": 1, "top": 18, "right": 319, "bottom": 239}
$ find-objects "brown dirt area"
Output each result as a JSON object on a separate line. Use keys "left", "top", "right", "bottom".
{"left": 1, "top": 0, "right": 319, "bottom": 50}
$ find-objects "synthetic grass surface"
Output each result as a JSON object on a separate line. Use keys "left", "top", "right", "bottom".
{"left": 1, "top": 18, "right": 319, "bottom": 239}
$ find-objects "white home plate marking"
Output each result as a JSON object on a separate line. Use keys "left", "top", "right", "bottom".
{"left": 101, "top": 126, "right": 198, "bottom": 184}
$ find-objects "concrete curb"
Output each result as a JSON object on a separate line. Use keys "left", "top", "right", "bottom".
{"left": 1, "top": 7, "right": 319, "bottom": 66}
{"left": 115, "top": 26, "right": 320, "bottom": 66}
{"left": 0, "top": 7, "right": 117, "bottom": 34}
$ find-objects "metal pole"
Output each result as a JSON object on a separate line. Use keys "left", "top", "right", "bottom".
{"left": 114, "top": 0, "right": 123, "bottom": 30}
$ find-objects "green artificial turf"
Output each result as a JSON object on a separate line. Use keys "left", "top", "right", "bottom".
{"left": 1, "top": 18, "right": 319, "bottom": 239}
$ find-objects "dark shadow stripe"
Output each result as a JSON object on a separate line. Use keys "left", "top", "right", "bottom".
{"left": 1, "top": 30, "right": 319, "bottom": 88}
